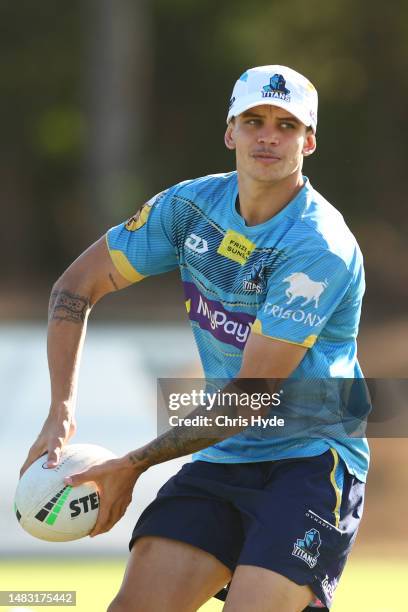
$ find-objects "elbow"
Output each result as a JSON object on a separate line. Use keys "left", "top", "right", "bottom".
{"left": 49, "top": 271, "right": 94, "bottom": 321}
{"left": 51, "top": 271, "right": 90, "bottom": 299}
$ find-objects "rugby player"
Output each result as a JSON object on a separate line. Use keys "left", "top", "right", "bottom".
{"left": 21, "top": 65, "right": 368, "bottom": 611}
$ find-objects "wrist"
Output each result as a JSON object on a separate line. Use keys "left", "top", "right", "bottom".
{"left": 49, "top": 400, "right": 75, "bottom": 415}
{"left": 121, "top": 447, "right": 152, "bottom": 472}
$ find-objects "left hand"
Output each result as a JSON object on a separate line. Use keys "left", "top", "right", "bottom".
{"left": 64, "top": 457, "right": 145, "bottom": 537}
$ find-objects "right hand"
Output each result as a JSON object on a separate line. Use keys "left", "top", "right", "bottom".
{"left": 20, "top": 408, "right": 77, "bottom": 477}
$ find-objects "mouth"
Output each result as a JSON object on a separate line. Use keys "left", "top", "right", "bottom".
{"left": 251, "top": 151, "right": 281, "bottom": 164}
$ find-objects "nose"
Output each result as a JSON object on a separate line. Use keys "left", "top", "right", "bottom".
{"left": 257, "top": 124, "right": 279, "bottom": 145}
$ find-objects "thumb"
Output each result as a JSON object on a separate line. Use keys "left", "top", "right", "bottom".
{"left": 47, "top": 445, "right": 62, "bottom": 468}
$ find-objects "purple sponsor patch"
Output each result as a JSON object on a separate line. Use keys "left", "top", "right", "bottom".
{"left": 184, "top": 282, "right": 255, "bottom": 348}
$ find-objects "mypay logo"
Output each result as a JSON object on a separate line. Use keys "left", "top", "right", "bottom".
{"left": 197, "top": 295, "right": 249, "bottom": 343}
{"left": 283, "top": 272, "right": 328, "bottom": 308}
{"left": 184, "top": 282, "right": 255, "bottom": 349}
{"left": 185, "top": 233, "right": 208, "bottom": 254}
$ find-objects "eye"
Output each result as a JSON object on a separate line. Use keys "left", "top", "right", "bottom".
{"left": 280, "top": 121, "right": 295, "bottom": 129}
{"left": 245, "top": 118, "right": 261, "bottom": 125}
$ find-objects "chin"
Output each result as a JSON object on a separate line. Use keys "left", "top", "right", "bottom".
{"left": 253, "top": 168, "right": 285, "bottom": 183}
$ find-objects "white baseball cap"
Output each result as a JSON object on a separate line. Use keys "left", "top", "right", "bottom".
{"left": 227, "top": 65, "right": 318, "bottom": 132}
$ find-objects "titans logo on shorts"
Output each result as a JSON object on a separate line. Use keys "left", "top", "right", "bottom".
{"left": 107, "top": 172, "right": 369, "bottom": 482}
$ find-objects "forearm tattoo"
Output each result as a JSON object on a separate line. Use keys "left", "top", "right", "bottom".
{"left": 128, "top": 425, "right": 221, "bottom": 468}
{"left": 128, "top": 392, "right": 245, "bottom": 468}
{"left": 49, "top": 290, "right": 90, "bottom": 324}
{"left": 127, "top": 379, "right": 277, "bottom": 469}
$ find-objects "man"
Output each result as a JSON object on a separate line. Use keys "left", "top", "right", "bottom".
{"left": 21, "top": 65, "right": 368, "bottom": 611}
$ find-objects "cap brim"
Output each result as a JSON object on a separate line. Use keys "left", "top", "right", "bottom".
{"left": 227, "top": 99, "right": 314, "bottom": 131}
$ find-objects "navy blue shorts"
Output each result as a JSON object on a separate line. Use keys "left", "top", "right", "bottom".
{"left": 130, "top": 449, "right": 365, "bottom": 608}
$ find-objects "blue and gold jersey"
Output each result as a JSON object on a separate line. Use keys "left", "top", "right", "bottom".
{"left": 107, "top": 172, "right": 369, "bottom": 481}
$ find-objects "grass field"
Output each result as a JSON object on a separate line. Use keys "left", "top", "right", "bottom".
{"left": 0, "top": 557, "right": 404, "bottom": 611}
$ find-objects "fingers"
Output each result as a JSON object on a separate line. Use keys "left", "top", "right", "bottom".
{"left": 46, "top": 432, "right": 71, "bottom": 467}
{"left": 47, "top": 429, "right": 72, "bottom": 467}
{"left": 20, "top": 445, "right": 47, "bottom": 478}
{"left": 62, "top": 459, "right": 134, "bottom": 537}
{"left": 90, "top": 501, "right": 128, "bottom": 537}
{"left": 63, "top": 468, "right": 117, "bottom": 536}
{"left": 89, "top": 504, "right": 112, "bottom": 537}
{"left": 47, "top": 444, "right": 62, "bottom": 468}
{"left": 20, "top": 413, "right": 76, "bottom": 477}
{"left": 64, "top": 467, "right": 97, "bottom": 487}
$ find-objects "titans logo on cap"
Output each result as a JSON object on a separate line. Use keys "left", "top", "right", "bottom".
{"left": 263, "top": 74, "right": 290, "bottom": 96}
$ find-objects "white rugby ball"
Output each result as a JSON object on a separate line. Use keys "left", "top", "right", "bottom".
{"left": 15, "top": 443, "right": 116, "bottom": 542}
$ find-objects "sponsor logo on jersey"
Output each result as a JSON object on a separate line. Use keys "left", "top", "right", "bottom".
{"left": 184, "top": 282, "right": 255, "bottom": 348}
{"left": 262, "top": 74, "right": 291, "bottom": 102}
{"left": 263, "top": 302, "right": 326, "bottom": 328}
{"left": 125, "top": 202, "right": 152, "bottom": 231}
{"left": 185, "top": 233, "right": 208, "bottom": 254}
{"left": 292, "top": 528, "right": 321, "bottom": 569}
{"left": 217, "top": 230, "right": 256, "bottom": 265}
{"left": 283, "top": 272, "right": 328, "bottom": 308}
{"left": 243, "top": 259, "right": 266, "bottom": 294}
{"left": 125, "top": 190, "right": 167, "bottom": 232}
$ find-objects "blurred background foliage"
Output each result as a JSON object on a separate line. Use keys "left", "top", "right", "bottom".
{"left": 0, "top": 0, "right": 407, "bottom": 322}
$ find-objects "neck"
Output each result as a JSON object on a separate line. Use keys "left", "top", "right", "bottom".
{"left": 237, "top": 171, "right": 305, "bottom": 226}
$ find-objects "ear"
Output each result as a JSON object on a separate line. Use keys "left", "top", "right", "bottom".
{"left": 224, "top": 122, "right": 236, "bottom": 150}
{"left": 303, "top": 131, "right": 317, "bottom": 157}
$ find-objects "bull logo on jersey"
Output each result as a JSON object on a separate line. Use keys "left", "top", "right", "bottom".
{"left": 283, "top": 273, "right": 328, "bottom": 308}
{"left": 292, "top": 528, "right": 321, "bottom": 568}
{"left": 262, "top": 74, "right": 291, "bottom": 101}
{"left": 125, "top": 201, "right": 152, "bottom": 232}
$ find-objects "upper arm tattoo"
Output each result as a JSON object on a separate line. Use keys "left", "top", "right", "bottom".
{"left": 108, "top": 273, "right": 119, "bottom": 291}
{"left": 49, "top": 290, "right": 90, "bottom": 324}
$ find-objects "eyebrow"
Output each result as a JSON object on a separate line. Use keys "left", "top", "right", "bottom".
{"left": 241, "top": 111, "right": 300, "bottom": 124}
{"left": 277, "top": 115, "right": 300, "bottom": 124}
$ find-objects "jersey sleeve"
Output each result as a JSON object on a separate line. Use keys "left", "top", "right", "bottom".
{"left": 252, "top": 250, "right": 353, "bottom": 348}
{"left": 106, "top": 188, "right": 179, "bottom": 283}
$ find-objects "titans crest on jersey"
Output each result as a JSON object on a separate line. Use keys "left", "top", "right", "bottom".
{"left": 107, "top": 172, "right": 369, "bottom": 482}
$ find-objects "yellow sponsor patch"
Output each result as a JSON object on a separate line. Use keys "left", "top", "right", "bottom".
{"left": 185, "top": 299, "right": 191, "bottom": 314}
{"left": 217, "top": 229, "right": 256, "bottom": 265}
{"left": 125, "top": 202, "right": 152, "bottom": 232}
